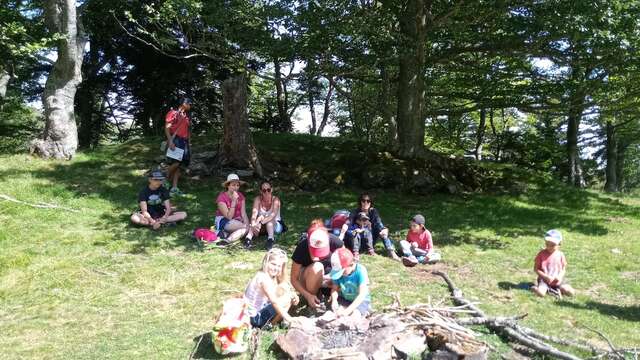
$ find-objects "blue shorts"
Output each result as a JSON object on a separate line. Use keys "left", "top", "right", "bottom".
{"left": 337, "top": 297, "right": 371, "bottom": 316}
{"left": 250, "top": 304, "right": 277, "bottom": 328}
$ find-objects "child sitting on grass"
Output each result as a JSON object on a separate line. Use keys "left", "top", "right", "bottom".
{"left": 130, "top": 170, "right": 187, "bottom": 230}
{"left": 244, "top": 248, "right": 300, "bottom": 328}
{"left": 347, "top": 212, "right": 375, "bottom": 261}
{"left": 400, "top": 214, "right": 441, "bottom": 266}
{"left": 329, "top": 248, "right": 371, "bottom": 318}
{"left": 531, "top": 229, "right": 575, "bottom": 298}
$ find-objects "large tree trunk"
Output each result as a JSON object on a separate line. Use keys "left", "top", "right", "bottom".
{"left": 566, "top": 101, "right": 585, "bottom": 187}
{"left": 396, "top": 0, "right": 426, "bottom": 158}
{"left": 604, "top": 120, "right": 618, "bottom": 192}
{"left": 616, "top": 140, "right": 628, "bottom": 191}
{"left": 474, "top": 108, "right": 487, "bottom": 160}
{"left": 273, "top": 59, "right": 292, "bottom": 133}
{"left": 30, "top": 0, "right": 85, "bottom": 159}
{"left": 380, "top": 64, "right": 398, "bottom": 149}
{"left": 219, "top": 73, "right": 263, "bottom": 176}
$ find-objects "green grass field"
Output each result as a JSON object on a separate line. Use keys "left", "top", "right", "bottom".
{"left": 1, "top": 135, "right": 639, "bottom": 359}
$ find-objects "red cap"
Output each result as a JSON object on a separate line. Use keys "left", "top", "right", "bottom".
{"left": 308, "top": 226, "right": 330, "bottom": 260}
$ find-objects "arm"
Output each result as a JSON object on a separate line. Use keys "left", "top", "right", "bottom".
{"left": 165, "top": 112, "right": 176, "bottom": 150}
{"left": 290, "top": 261, "right": 318, "bottom": 306}
{"left": 260, "top": 276, "right": 295, "bottom": 323}
{"left": 372, "top": 209, "right": 388, "bottom": 237}
{"left": 139, "top": 201, "right": 155, "bottom": 223}
{"left": 240, "top": 197, "right": 249, "bottom": 224}
{"left": 340, "top": 283, "right": 369, "bottom": 316}
{"left": 330, "top": 284, "right": 339, "bottom": 312}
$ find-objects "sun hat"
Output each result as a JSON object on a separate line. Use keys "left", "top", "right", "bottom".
{"left": 148, "top": 170, "right": 166, "bottom": 180}
{"left": 544, "top": 229, "right": 562, "bottom": 244}
{"left": 222, "top": 173, "right": 246, "bottom": 187}
{"left": 329, "top": 248, "right": 355, "bottom": 281}
{"left": 411, "top": 214, "right": 426, "bottom": 226}
{"left": 308, "top": 226, "right": 330, "bottom": 260}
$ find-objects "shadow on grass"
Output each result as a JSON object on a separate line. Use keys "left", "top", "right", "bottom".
{"left": 3, "top": 136, "right": 640, "bottom": 254}
{"left": 497, "top": 281, "right": 533, "bottom": 291}
{"left": 556, "top": 300, "right": 640, "bottom": 323}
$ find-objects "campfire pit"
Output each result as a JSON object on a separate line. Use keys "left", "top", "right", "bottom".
{"left": 276, "top": 303, "right": 489, "bottom": 360}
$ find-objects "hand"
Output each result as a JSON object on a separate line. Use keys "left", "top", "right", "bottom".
{"left": 169, "top": 141, "right": 176, "bottom": 150}
{"left": 380, "top": 228, "right": 389, "bottom": 238}
{"left": 304, "top": 293, "right": 321, "bottom": 309}
{"left": 355, "top": 228, "right": 364, "bottom": 233}
{"left": 411, "top": 242, "right": 419, "bottom": 248}
{"left": 336, "top": 307, "right": 351, "bottom": 317}
{"left": 331, "top": 301, "right": 339, "bottom": 313}
{"left": 230, "top": 191, "right": 239, "bottom": 201}
{"left": 291, "top": 294, "right": 300, "bottom": 306}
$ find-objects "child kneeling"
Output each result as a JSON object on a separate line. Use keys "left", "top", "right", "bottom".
{"left": 532, "top": 230, "right": 575, "bottom": 298}
{"left": 329, "top": 248, "right": 372, "bottom": 317}
{"left": 400, "top": 214, "right": 441, "bottom": 265}
{"left": 244, "top": 248, "right": 300, "bottom": 328}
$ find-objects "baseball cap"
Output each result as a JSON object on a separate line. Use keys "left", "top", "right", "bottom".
{"left": 308, "top": 226, "right": 330, "bottom": 260}
{"left": 148, "top": 170, "right": 166, "bottom": 180}
{"left": 544, "top": 229, "right": 562, "bottom": 244}
{"left": 181, "top": 97, "right": 193, "bottom": 105}
{"left": 329, "top": 248, "right": 354, "bottom": 281}
{"left": 357, "top": 212, "right": 370, "bottom": 221}
{"left": 411, "top": 214, "right": 425, "bottom": 226}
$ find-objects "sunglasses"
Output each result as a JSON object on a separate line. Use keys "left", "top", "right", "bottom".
{"left": 261, "top": 188, "right": 272, "bottom": 193}
{"left": 361, "top": 199, "right": 371, "bottom": 203}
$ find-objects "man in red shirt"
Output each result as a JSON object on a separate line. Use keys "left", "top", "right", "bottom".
{"left": 165, "top": 98, "right": 192, "bottom": 197}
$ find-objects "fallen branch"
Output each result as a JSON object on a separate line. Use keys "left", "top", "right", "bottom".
{"left": 0, "top": 194, "right": 80, "bottom": 212}
{"left": 584, "top": 325, "right": 625, "bottom": 360}
{"left": 456, "top": 314, "right": 528, "bottom": 326}
{"left": 432, "top": 270, "right": 583, "bottom": 360}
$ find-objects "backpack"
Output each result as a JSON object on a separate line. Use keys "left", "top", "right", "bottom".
{"left": 329, "top": 210, "right": 351, "bottom": 231}
{"left": 212, "top": 297, "right": 251, "bottom": 355}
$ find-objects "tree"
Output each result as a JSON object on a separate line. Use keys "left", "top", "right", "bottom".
{"left": 30, "top": 0, "right": 86, "bottom": 159}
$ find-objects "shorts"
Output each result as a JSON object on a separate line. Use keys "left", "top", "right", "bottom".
{"left": 215, "top": 216, "right": 231, "bottom": 232}
{"left": 133, "top": 210, "right": 164, "bottom": 220}
{"left": 536, "top": 277, "right": 567, "bottom": 294}
{"left": 166, "top": 136, "right": 191, "bottom": 167}
{"left": 337, "top": 297, "right": 371, "bottom": 316}
{"left": 250, "top": 303, "right": 277, "bottom": 328}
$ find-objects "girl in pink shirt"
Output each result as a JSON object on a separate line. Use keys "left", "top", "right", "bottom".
{"left": 215, "top": 173, "right": 251, "bottom": 246}
{"left": 400, "top": 214, "right": 441, "bottom": 265}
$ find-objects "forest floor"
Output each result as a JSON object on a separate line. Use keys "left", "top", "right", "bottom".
{"left": 1, "top": 134, "right": 639, "bottom": 359}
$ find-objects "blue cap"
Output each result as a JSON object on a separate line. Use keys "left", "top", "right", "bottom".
{"left": 544, "top": 229, "right": 562, "bottom": 244}
{"left": 148, "top": 170, "right": 165, "bottom": 180}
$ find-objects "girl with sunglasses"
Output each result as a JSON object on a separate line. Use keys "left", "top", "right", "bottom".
{"left": 247, "top": 180, "right": 283, "bottom": 250}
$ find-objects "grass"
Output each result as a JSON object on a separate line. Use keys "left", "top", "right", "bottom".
{"left": 0, "top": 133, "right": 639, "bottom": 359}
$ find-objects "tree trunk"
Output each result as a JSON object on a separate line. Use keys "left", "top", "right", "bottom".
{"left": 273, "top": 59, "right": 291, "bottom": 133}
{"left": 308, "top": 79, "right": 317, "bottom": 135}
{"left": 30, "top": 0, "right": 85, "bottom": 159}
{"left": 316, "top": 77, "right": 334, "bottom": 136}
{"left": 396, "top": 0, "right": 426, "bottom": 158}
{"left": 616, "top": 141, "right": 628, "bottom": 191}
{"left": 604, "top": 120, "right": 618, "bottom": 192}
{"left": 219, "top": 73, "right": 263, "bottom": 176}
{"left": 566, "top": 101, "right": 585, "bottom": 187}
{"left": 474, "top": 108, "right": 487, "bottom": 160}
{"left": 489, "top": 109, "right": 502, "bottom": 161}
{"left": 380, "top": 65, "right": 398, "bottom": 148}
{"left": 0, "top": 67, "right": 10, "bottom": 100}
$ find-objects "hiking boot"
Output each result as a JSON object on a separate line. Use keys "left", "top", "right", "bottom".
{"left": 402, "top": 255, "right": 419, "bottom": 267}
{"left": 387, "top": 249, "right": 401, "bottom": 261}
{"left": 266, "top": 238, "right": 274, "bottom": 250}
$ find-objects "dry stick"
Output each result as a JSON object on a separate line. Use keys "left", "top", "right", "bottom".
{"left": 516, "top": 324, "right": 604, "bottom": 355}
{"left": 432, "top": 270, "right": 583, "bottom": 360}
{"left": 250, "top": 328, "right": 262, "bottom": 360}
{"left": 583, "top": 325, "right": 626, "bottom": 360}
{"left": 0, "top": 194, "right": 80, "bottom": 212}
{"left": 456, "top": 314, "right": 528, "bottom": 326}
{"left": 188, "top": 334, "right": 204, "bottom": 360}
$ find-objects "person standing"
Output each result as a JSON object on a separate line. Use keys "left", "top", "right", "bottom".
{"left": 165, "top": 98, "right": 192, "bottom": 197}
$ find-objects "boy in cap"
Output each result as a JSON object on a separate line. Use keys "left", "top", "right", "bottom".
{"left": 400, "top": 214, "right": 441, "bottom": 266}
{"left": 329, "top": 247, "right": 371, "bottom": 317}
{"left": 130, "top": 170, "right": 188, "bottom": 230}
{"left": 346, "top": 211, "right": 375, "bottom": 261}
{"left": 290, "top": 219, "right": 344, "bottom": 309}
{"left": 531, "top": 230, "right": 575, "bottom": 298}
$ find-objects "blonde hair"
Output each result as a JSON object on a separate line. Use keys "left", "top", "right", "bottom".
{"left": 261, "top": 248, "right": 287, "bottom": 284}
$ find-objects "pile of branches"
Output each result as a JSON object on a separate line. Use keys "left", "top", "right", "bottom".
{"left": 431, "top": 271, "right": 639, "bottom": 360}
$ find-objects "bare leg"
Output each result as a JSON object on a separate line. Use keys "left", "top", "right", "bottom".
{"left": 131, "top": 213, "right": 152, "bottom": 226}
{"left": 266, "top": 221, "right": 275, "bottom": 239}
{"left": 559, "top": 284, "right": 575, "bottom": 296}
{"left": 302, "top": 262, "right": 324, "bottom": 299}
{"left": 223, "top": 220, "right": 249, "bottom": 243}
{"left": 167, "top": 163, "right": 180, "bottom": 188}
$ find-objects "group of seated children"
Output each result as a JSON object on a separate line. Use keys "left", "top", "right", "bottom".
{"left": 130, "top": 171, "right": 574, "bottom": 330}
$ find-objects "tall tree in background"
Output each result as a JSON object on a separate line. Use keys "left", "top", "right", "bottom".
{"left": 31, "top": 0, "right": 86, "bottom": 159}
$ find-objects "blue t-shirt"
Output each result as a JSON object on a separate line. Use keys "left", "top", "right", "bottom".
{"left": 334, "top": 264, "right": 371, "bottom": 302}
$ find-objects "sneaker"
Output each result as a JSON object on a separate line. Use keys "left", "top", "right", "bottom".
{"left": 266, "top": 238, "right": 274, "bottom": 250}
{"left": 367, "top": 248, "right": 376, "bottom": 256}
{"left": 243, "top": 238, "right": 252, "bottom": 249}
{"left": 164, "top": 221, "right": 177, "bottom": 228}
{"left": 402, "top": 256, "right": 419, "bottom": 267}
{"left": 170, "top": 187, "right": 185, "bottom": 197}
{"left": 387, "top": 249, "right": 401, "bottom": 261}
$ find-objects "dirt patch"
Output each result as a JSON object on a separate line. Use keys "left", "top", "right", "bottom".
{"left": 607, "top": 216, "right": 630, "bottom": 223}
{"left": 584, "top": 283, "right": 608, "bottom": 297}
{"left": 620, "top": 272, "right": 639, "bottom": 281}
{"left": 407, "top": 262, "right": 453, "bottom": 281}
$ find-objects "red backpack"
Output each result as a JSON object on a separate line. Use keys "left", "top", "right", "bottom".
{"left": 329, "top": 210, "right": 351, "bottom": 231}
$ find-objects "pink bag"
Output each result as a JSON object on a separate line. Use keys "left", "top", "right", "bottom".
{"left": 194, "top": 228, "right": 218, "bottom": 243}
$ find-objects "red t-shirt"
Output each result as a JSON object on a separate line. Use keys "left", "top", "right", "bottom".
{"left": 216, "top": 191, "right": 245, "bottom": 220}
{"left": 165, "top": 109, "right": 190, "bottom": 139}
{"left": 406, "top": 228, "right": 433, "bottom": 252}
{"left": 534, "top": 249, "right": 567, "bottom": 279}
